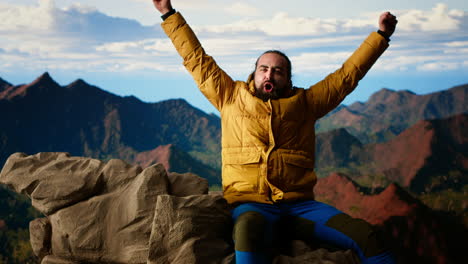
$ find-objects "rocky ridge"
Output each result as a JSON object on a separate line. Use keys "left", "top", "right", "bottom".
{"left": 0, "top": 152, "right": 360, "bottom": 264}
{"left": 2, "top": 152, "right": 466, "bottom": 263}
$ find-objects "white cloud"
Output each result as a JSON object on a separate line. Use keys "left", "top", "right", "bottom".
{"left": 0, "top": 1, "right": 467, "bottom": 77}
{"left": 417, "top": 62, "right": 460, "bottom": 71}
{"left": 196, "top": 3, "right": 467, "bottom": 36}
{"left": 444, "top": 41, "right": 468, "bottom": 47}
{"left": 0, "top": 0, "right": 162, "bottom": 40}
{"left": 199, "top": 12, "right": 339, "bottom": 36}
{"left": 96, "top": 38, "right": 177, "bottom": 56}
{"left": 0, "top": 0, "right": 54, "bottom": 31}
{"left": 291, "top": 52, "right": 351, "bottom": 74}
{"left": 397, "top": 3, "right": 464, "bottom": 32}
{"left": 225, "top": 2, "right": 260, "bottom": 17}
{"left": 0, "top": 0, "right": 168, "bottom": 74}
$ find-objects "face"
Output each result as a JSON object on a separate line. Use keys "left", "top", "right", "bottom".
{"left": 254, "top": 53, "right": 291, "bottom": 101}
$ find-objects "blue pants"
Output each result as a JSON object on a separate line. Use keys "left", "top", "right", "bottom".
{"left": 232, "top": 201, "right": 395, "bottom": 264}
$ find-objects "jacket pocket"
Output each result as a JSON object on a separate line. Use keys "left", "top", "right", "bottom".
{"left": 222, "top": 152, "right": 262, "bottom": 193}
{"left": 280, "top": 154, "right": 315, "bottom": 190}
{"left": 282, "top": 154, "right": 314, "bottom": 168}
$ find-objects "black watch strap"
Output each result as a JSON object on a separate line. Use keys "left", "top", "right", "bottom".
{"left": 377, "top": 30, "right": 391, "bottom": 42}
{"left": 161, "top": 8, "right": 176, "bottom": 21}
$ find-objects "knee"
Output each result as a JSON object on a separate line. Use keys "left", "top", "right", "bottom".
{"left": 233, "top": 211, "right": 267, "bottom": 252}
{"left": 326, "top": 213, "right": 386, "bottom": 258}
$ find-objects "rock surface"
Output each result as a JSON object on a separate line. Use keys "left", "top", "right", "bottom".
{"left": 148, "top": 194, "right": 233, "bottom": 264}
{"left": 0, "top": 152, "right": 359, "bottom": 264}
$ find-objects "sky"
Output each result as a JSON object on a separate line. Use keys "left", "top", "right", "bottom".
{"left": 1, "top": 0, "right": 467, "bottom": 115}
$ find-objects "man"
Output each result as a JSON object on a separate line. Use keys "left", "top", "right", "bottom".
{"left": 152, "top": 0, "right": 398, "bottom": 263}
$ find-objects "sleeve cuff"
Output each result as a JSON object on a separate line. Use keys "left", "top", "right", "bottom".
{"left": 161, "top": 8, "right": 176, "bottom": 21}
{"left": 377, "top": 30, "right": 391, "bottom": 42}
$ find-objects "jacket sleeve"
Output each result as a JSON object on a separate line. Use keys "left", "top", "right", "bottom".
{"left": 306, "top": 32, "right": 389, "bottom": 119}
{"left": 161, "top": 12, "right": 236, "bottom": 111}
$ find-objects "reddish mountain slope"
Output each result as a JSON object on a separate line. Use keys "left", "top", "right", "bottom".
{"left": 135, "top": 144, "right": 173, "bottom": 169}
{"left": 133, "top": 144, "right": 220, "bottom": 185}
{"left": 315, "top": 173, "right": 418, "bottom": 225}
{"left": 316, "top": 114, "right": 468, "bottom": 193}
{"left": 315, "top": 173, "right": 467, "bottom": 263}
{"left": 367, "top": 114, "right": 468, "bottom": 192}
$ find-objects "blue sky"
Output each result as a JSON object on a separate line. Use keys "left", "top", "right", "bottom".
{"left": 1, "top": 0, "right": 467, "bottom": 114}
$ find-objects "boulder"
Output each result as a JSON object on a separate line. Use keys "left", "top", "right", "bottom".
{"left": 47, "top": 163, "right": 168, "bottom": 263}
{"left": 30, "top": 217, "right": 51, "bottom": 259}
{"left": 0, "top": 152, "right": 360, "bottom": 264}
{"left": 148, "top": 194, "right": 233, "bottom": 264}
{"left": 0, "top": 152, "right": 104, "bottom": 215}
{"left": 167, "top": 172, "right": 209, "bottom": 196}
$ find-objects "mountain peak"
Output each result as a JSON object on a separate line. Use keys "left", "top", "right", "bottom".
{"left": 70, "top": 78, "right": 89, "bottom": 86}
{"left": 0, "top": 77, "right": 12, "bottom": 92}
{"left": 368, "top": 87, "right": 396, "bottom": 101}
{"left": 368, "top": 88, "right": 418, "bottom": 104}
{"left": 32, "top": 72, "right": 57, "bottom": 86}
{"left": 0, "top": 72, "right": 62, "bottom": 100}
{"left": 65, "top": 78, "right": 119, "bottom": 100}
{"left": 20, "top": 72, "right": 62, "bottom": 95}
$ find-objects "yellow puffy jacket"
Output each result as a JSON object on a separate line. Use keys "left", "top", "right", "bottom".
{"left": 162, "top": 13, "right": 388, "bottom": 205}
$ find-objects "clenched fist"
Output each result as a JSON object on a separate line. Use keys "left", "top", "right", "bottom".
{"left": 379, "top": 12, "right": 398, "bottom": 38}
{"left": 152, "top": 0, "right": 173, "bottom": 15}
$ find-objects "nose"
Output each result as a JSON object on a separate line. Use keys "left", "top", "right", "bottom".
{"left": 265, "top": 69, "right": 273, "bottom": 80}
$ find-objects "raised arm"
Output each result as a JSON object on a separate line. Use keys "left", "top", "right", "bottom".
{"left": 306, "top": 12, "right": 397, "bottom": 118}
{"left": 151, "top": 0, "right": 237, "bottom": 111}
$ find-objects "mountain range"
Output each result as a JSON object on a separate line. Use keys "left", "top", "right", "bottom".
{"left": 1, "top": 73, "right": 467, "bottom": 188}
{"left": 0, "top": 73, "right": 221, "bottom": 184}
{"left": 0, "top": 72, "right": 467, "bottom": 263}
{"left": 316, "top": 84, "right": 467, "bottom": 143}
{"left": 316, "top": 113, "right": 468, "bottom": 193}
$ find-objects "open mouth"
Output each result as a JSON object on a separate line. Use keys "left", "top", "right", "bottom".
{"left": 264, "top": 82, "right": 274, "bottom": 93}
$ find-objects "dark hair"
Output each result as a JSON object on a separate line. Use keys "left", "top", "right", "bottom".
{"left": 254, "top": 50, "right": 292, "bottom": 80}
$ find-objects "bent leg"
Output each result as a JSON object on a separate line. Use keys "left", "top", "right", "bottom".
{"left": 290, "top": 200, "right": 395, "bottom": 264}
{"left": 232, "top": 203, "right": 279, "bottom": 264}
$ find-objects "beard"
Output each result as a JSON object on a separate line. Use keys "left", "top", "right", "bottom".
{"left": 254, "top": 80, "right": 287, "bottom": 102}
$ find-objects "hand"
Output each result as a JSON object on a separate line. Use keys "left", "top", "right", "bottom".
{"left": 152, "top": 0, "right": 173, "bottom": 15}
{"left": 379, "top": 12, "right": 398, "bottom": 38}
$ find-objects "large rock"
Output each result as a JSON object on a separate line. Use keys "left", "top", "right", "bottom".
{"left": 47, "top": 163, "right": 169, "bottom": 263}
{"left": 0, "top": 152, "right": 361, "bottom": 264}
{"left": 148, "top": 194, "right": 233, "bottom": 264}
{"left": 0, "top": 152, "right": 105, "bottom": 215}
{"left": 30, "top": 217, "right": 51, "bottom": 259}
{"left": 167, "top": 172, "right": 209, "bottom": 196}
